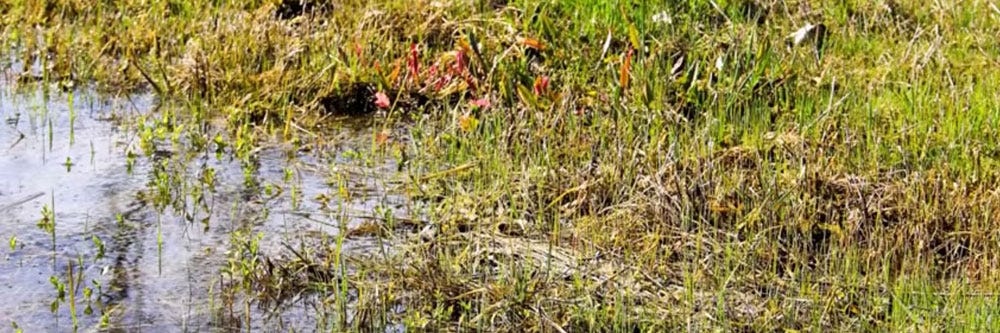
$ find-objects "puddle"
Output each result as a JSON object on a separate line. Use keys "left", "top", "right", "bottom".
{"left": 0, "top": 79, "right": 409, "bottom": 331}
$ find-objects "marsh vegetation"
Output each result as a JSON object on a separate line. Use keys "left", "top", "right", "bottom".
{"left": 2, "top": 0, "right": 1000, "bottom": 331}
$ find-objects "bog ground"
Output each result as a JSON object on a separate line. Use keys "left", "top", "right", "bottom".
{"left": 2, "top": 0, "right": 1000, "bottom": 331}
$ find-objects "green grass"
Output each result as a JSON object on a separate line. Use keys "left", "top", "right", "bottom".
{"left": 4, "top": 0, "right": 1000, "bottom": 331}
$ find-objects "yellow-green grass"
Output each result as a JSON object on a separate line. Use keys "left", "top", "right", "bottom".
{"left": 4, "top": 0, "right": 1000, "bottom": 331}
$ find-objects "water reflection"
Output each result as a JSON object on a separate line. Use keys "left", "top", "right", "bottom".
{"left": 0, "top": 80, "right": 406, "bottom": 331}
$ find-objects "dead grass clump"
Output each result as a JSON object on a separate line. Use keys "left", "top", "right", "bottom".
{"left": 363, "top": 231, "right": 682, "bottom": 331}
{"left": 639, "top": 146, "right": 1000, "bottom": 276}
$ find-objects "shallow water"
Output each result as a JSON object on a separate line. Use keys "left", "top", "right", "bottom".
{"left": 0, "top": 80, "right": 407, "bottom": 331}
